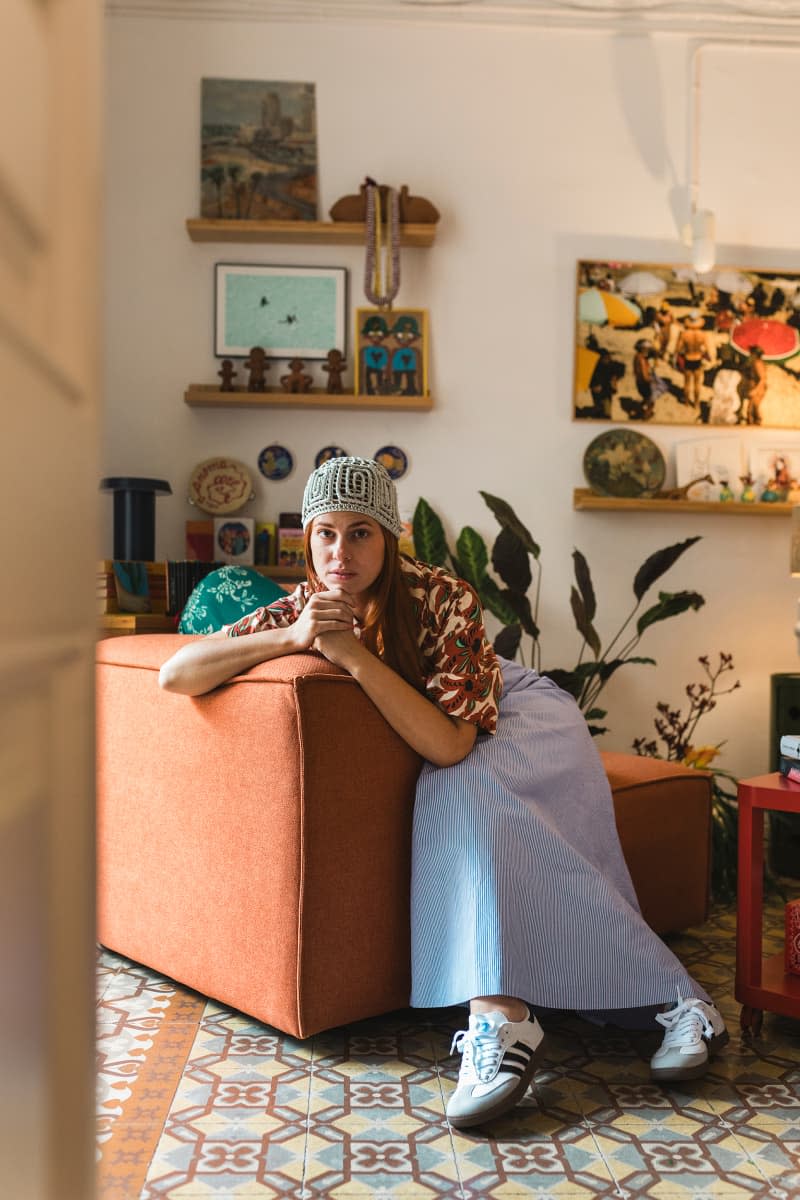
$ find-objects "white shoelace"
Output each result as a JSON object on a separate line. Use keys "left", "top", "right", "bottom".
{"left": 451, "top": 1025, "right": 506, "bottom": 1083}
{"left": 655, "top": 997, "right": 715, "bottom": 1047}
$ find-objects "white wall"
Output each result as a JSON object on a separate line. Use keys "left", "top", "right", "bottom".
{"left": 104, "top": 12, "right": 800, "bottom": 779}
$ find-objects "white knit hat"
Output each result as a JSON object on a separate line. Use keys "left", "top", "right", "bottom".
{"left": 301, "top": 456, "right": 403, "bottom": 538}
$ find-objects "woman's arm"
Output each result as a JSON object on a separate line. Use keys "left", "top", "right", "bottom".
{"left": 313, "top": 630, "right": 477, "bottom": 767}
{"left": 158, "top": 590, "right": 357, "bottom": 697}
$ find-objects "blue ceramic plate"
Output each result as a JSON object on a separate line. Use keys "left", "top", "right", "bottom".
{"left": 314, "top": 445, "right": 348, "bottom": 468}
{"left": 258, "top": 444, "right": 294, "bottom": 481}
{"left": 375, "top": 445, "right": 409, "bottom": 480}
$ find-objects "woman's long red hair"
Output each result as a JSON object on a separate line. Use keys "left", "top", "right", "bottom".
{"left": 303, "top": 524, "right": 425, "bottom": 690}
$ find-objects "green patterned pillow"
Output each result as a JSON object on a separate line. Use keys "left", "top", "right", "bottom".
{"left": 178, "top": 566, "right": 287, "bottom": 634}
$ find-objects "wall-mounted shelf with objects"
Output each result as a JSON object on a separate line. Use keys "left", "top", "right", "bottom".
{"left": 573, "top": 488, "right": 793, "bottom": 516}
{"left": 184, "top": 385, "right": 433, "bottom": 412}
{"left": 185, "top": 218, "right": 437, "bottom": 248}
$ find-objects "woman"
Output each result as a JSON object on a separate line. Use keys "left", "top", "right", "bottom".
{"left": 160, "top": 456, "right": 727, "bottom": 1131}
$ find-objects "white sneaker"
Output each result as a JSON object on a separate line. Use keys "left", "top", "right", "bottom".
{"left": 650, "top": 995, "right": 729, "bottom": 1082}
{"left": 445, "top": 1007, "right": 544, "bottom": 1129}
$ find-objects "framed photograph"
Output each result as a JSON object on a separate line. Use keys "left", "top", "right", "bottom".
{"left": 748, "top": 444, "right": 800, "bottom": 497}
{"left": 215, "top": 264, "right": 347, "bottom": 359}
{"left": 573, "top": 259, "right": 800, "bottom": 428}
{"left": 674, "top": 437, "right": 744, "bottom": 500}
{"left": 201, "top": 78, "right": 318, "bottom": 221}
{"left": 354, "top": 307, "right": 429, "bottom": 398}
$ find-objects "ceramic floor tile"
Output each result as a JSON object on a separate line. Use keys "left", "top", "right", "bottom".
{"left": 96, "top": 899, "right": 800, "bottom": 1200}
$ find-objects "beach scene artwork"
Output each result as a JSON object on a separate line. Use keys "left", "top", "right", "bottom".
{"left": 201, "top": 79, "right": 318, "bottom": 221}
{"left": 574, "top": 260, "right": 800, "bottom": 428}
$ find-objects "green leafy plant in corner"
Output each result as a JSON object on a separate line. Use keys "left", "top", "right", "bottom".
{"left": 413, "top": 492, "right": 705, "bottom": 736}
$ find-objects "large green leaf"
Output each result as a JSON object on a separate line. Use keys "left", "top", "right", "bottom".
{"left": 494, "top": 624, "right": 522, "bottom": 659}
{"left": 479, "top": 491, "right": 540, "bottom": 558}
{"left": 572, "top": 549, "right": 596, "bottom": 621}
{"left": 412, "top": 498, "right": 449, "bottom": 567}
{"left": 455, "top": 526, "right": 489, "bottom": 589}
{"left": 492, "top": 526, "right": 532, "bottom": 594}
{"left": 479, "top": 576, "right": 523, "bottom": 626}
{"left": 632, "top": 537, "right": 702, "bottom": 601}
{"left": 570, "top": 585, "right": 601, "bottom": 658}
{"left": 636, "top": 590, "right": 705, "bottom": 636}
{"left": 505, "top": 590, "right": 540, "bottom": 639}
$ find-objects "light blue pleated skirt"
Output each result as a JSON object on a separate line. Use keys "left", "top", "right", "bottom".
{"left": 410, "top": 658, "right": 709, "bottom": 1023}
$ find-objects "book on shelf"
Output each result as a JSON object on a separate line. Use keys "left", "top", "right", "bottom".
{"left": 779, "top": 734, "right": 800, "bottom": 761}
{"left": 778, "top": 755, "right": 800, "bottom": 784}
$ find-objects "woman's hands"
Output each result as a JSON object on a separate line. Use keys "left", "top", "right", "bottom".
{"left": 295, "top": 588, "right": 368, "bottom": 672}
{"left": 289, "top": 588, "right": 357, "bottom": 651}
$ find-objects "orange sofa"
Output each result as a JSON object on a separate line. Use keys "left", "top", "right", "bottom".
{"left": 96, "top": 636, "right": 712, "bottom": 1038}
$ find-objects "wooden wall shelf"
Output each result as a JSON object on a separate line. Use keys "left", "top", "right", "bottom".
{"left": 184, "top": 384, "right": 433, "bottom": 412}
{"left": 185, "top": 218, "right": 437, "bottom": 248}
{"left": 573, "top": 488, "right": 793, "bottom": 516}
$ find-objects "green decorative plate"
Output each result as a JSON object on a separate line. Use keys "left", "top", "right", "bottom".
{"left": 583, "top": 429, "right": 666, "bottom": 498}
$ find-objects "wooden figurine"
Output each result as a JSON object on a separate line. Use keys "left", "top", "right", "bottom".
{"left": 245, "top": 347, "right": 270, "bottom": 392}
{"left": 322, "top": 349, "right": 346, "bottom": 394}
{"left": 280, "top": 358, "right": 313, "bottom": 393}
{"left": 218, "top": 359, "right": 237, "bottom": 391}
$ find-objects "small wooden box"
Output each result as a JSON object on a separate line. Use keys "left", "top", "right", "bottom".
{"left": 96, "top": 560, "right": 168, "bottom": 615}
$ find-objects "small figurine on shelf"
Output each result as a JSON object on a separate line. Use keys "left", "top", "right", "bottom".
{"left": 280, "top": 358, "right": 313, "bottom": 393}
{"left": 245, "top": 347, "right": 270, "bottom": 392}
{"left": 718, "top": 478, "right": 735, "bottom": 502}
{"left": 739, "top": 472, "right": 757, "bottom": 502}
{"left": 218, "top": 359, "right": 238, "bottom": 391}
{"left": 322, "top": 348, "right": 346, "bottom": 394}
{"left": 760, "top": 477, "right": 783, "bottom": 503}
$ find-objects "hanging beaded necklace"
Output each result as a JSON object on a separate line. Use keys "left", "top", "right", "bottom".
{"left": 363, "top": 179, "right": 401, "bottom": 309}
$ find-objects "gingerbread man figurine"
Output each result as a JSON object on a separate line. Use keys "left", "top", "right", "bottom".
{"left": 245, "top": 347, "right": 270, "bottom": 392}
{"left": 218, "top": 359, "right": 238, "bottom": 391}
{"left": 322, "top": 349, "right": 347, "bottom": 394}
{"left": 280, "top": 358, "right": 313, "bottom": 393}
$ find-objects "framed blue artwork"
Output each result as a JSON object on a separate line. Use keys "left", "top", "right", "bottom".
{"left": 215, "top": 263, "right": 348, "bottom": 359}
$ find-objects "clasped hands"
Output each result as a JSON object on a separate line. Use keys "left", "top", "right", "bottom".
{"left": 291, "top": 588, "right": 365, "bottom": 670}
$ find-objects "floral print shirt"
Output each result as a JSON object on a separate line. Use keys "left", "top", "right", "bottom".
{"left": 225, "top": 557, "right": 502, "bottom": 733}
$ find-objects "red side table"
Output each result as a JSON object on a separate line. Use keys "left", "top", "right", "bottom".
{"left": 736, "top": 772, "right": 800, "bottom": 1033}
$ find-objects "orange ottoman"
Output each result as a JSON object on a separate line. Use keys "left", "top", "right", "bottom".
{"left": 96, "top": 638, "right": 712, "bottom": 1036}
{"left": 602, "top": 751, "right": 712, "bottom": 935}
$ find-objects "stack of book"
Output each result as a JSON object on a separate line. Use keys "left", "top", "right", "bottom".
{"left": 778, "top": 734, "right": 800, "bottom": 784}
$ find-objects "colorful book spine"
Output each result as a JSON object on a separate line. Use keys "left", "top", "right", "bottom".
{"left": 778, "top": 755, "right": 800, "bottom": 784}
{"left": 779, "top": 734, "right": 800, "bottom": 761}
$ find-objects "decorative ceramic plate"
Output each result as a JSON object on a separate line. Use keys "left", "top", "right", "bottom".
{"left": 188, "top": 457, "right": 254, "bottom": 514}
{"left": 583, "top": 429, "right": 665, "bottom": 498}
{"left": 374, "top": 445, "right": 409, "bottom": 480}
{"left": 258, "top": 444, "right": 294, "bottom": 481}
{"left": 315, "top": 445, "right": 348, "bottom": 468}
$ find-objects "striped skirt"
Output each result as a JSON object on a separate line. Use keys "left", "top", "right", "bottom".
{"left": 410, "top": 658, "right": 709, "bottom": 1023}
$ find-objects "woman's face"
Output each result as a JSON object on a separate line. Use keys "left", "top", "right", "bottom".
{"left": 309, "top": 512, "right": 386, "bottom": 605}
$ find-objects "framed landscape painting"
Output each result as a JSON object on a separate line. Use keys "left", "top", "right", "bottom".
{"left": 215, "top": 264, "right": 347, "bottom": 359}
{"left": 573, "top": 260, "right": 800, "bottom": 428}
{"left": 201, "top": 78, "right": 318, "bottom": 221}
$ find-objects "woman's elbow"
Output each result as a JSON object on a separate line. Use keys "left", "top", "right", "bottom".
{"left": 431, "top": 723, "right": 478, "bottom": 767}
{"left": 158, "top": 659, "right": 183, "bottom": 692}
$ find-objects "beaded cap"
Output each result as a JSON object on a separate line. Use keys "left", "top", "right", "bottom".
{"left": 301, "top": 456, "right": 403, "bottom": 538}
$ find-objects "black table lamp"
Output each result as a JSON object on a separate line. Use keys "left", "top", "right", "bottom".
{"left": 100, "top": 476, "right": 172, "bottom": 561}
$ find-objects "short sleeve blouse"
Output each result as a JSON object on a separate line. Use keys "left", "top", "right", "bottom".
{"left": 224, "top": 558, "right": 503, "bottom": 733}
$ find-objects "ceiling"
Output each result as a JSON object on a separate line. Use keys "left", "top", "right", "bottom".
{"left": 106, "top": 0, "right": 800, "bottom": 39}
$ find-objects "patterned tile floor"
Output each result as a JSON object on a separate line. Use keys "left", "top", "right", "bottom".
{"left": 97, "top": 904, "right": 800, "bottom": 1200}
